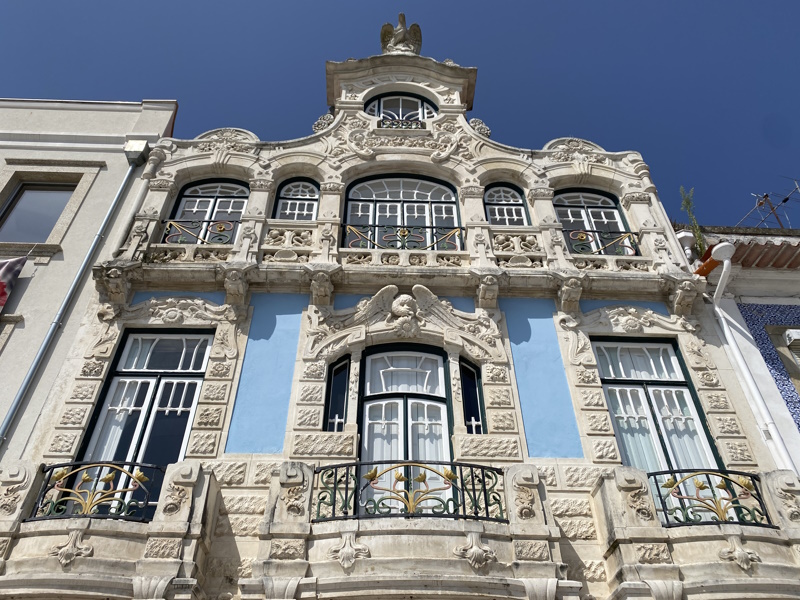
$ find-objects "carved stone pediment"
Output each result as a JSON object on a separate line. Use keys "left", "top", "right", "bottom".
{"left": 304, "top": 285, "right": 505, "bottom": 363}
{"left": 120, "top": 296, "right": 245, "bottom": 326}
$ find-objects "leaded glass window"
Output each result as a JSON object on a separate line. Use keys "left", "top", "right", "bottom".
{"left": 554, "top": 191, "right": 637, "bottom": 255}
{"left": 274, "top": 179, "right": 319, "bottom": 221}
{"left": 484, "top": 185, "right": 528, "bottom": 226}
{"left": 164, "top": 181, "right": 249, "bottom": 244}
{"left": 343, "top": 178, "right": 462, "bottom": 250}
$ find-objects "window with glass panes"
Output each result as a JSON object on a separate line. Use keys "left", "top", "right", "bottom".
{"left": 343, "top": 178, "right": 461, "bottom": 250}
{"left": 164, "top": 181, "right": 249, "bottom": 244}
{"left": 0, "top": 184, "right": 74, "bottom": 243}
{"left": 365, "top": 95, "right": 437, "bottom": 125}
{"left": 81, "top": 333, "right": 212, "bottom": 504}
{"left": 593, "top": 340, "right": 718, "bottom": 475}
{"left": 274, "top": 180, "right": 319, "bottom": 221}
{"left": 483, "top": 185, "right": 528, "bottom": 226}
{"left": 554, "top": 190, "right": 636, "bottom": 255}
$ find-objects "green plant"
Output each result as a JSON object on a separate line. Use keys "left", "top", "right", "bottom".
{"left": 680, "top": 186, "right": 706, "bottom": 256}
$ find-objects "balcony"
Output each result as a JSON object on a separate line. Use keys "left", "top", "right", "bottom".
{"left": 312, "top": 460, "right": 507, "bottom": 523}
{"left": 27, "top": 461, "right": 165, "bottom": 523}
{"left": 162, "top": 219, "right": 239, "bottom": 245}
{"left": 647, "top": 468, "right": 774, "bottom": 528}
{"left": 564, "top": 227, "right": 639, "bottom": 256}
{"left": 342, "top": 224, "right": 464, "bottom": 252}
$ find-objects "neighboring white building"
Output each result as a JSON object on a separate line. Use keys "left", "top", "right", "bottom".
{"left": 1, "top": 18, "right": 799, "bottom": 600}
{"left": 0, "top": 98, "right": 178, "bottom": 459}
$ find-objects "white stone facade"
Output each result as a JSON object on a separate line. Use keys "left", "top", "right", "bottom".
{"left": 1, "top": 19, "right": 800, "bottom": 600}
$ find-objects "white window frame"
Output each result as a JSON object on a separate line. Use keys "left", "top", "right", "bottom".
{"left": 365, "top": 95, "right": 438, "bottom": 122}
{"left": 483, "top": 186, "right": 529, "bottom": 227}
{"left": 274, "top": 180, "right": 320, "bottom": 221}
{"left": 554, "top": 191, "right": 634, "bottom": 255}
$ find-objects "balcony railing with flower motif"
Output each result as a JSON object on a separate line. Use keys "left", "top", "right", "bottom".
{"left": 162, "top": 219, "right": 239, "bottom": 244}
{"left": 342, "top": 225, "right": 463, "bottom": 251}
{"left": 313, "top": 460, "right": 506, "bottom": 523}
{"left": 27, "top": 461, "right": 165, "bottom": 523}
{"left": 379, "top": 118, "right": 425, "bottom": 130}
{"left": 647, "top": 468, "right": 774, "bottom": 528}
{"left": 565, "top": 228, "right": 639, "bottom": 256}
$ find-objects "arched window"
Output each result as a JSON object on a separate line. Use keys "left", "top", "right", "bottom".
{"left": 365, "top": 94, "right": 438, "bottom": 129}
{"left": 343, "top": 177, "right": 462, "bottom": 250}
{"left": 274, "top": 179, "right": 320, "bottom": 221}
{"left": 163, "top": 180, "right": 248, "bottom": 245}
{"left": 553, "top": 189, "right": 638, "bottom": 255}
{"left": 483, "top": 184, "right": 529, "bottom": 226}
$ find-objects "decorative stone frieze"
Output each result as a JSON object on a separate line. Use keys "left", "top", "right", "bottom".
{"left": 487, "top": 387, "right": 513, "bottom": 406}
{"left": 293, "top": 433, "right": 355, "bottom": 457}
{"left": 550, "top": 498, "right": 592, "bottom": 518}
{"left": 269, "top": 539, "right": 306, "bottom": 560}
{"left": 200, "top": 461, "right": 247, "bottom": 485}
{"left": 144, "top": 537, "right": 182, "bottom": 559}
{"left": 459, "top": 436, "right": 519, "bottom": 458}
{"left": 635, "top": 543, "right": 671, "bottom": 564}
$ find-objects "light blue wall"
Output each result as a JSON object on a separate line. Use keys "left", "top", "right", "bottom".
{"left": 579, "top": 299, "right": 668, "bottom": 315}
{"left": 226, "top": 293, "right": 308, "bottom": 454}
{"left": 499, "top": 298, "right": 583, "bottom": 458}
{"left": 131, "top": 291, "right": 226, "bottom": 305}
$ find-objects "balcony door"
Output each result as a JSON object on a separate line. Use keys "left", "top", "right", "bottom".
{"left": 360, "top": 351, "right": 451, "bottom": 513}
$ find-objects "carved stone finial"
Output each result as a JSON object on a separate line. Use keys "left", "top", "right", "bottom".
{"left": 380, "top": 13, "right": 422, "bottom": 55}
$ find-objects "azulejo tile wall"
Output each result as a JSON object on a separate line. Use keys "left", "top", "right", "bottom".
{"left": 738, "top": 302, "right": 800, "bottom": 428}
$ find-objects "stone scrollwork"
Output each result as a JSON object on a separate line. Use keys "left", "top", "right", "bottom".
{"left": 327, "top": 531, "right": 370, "bottom": 571}
{"left": 626, "top": 481, "right": 654, "bottom": 521}
{"left": 312, "top": 113, "right": 335, "bottom": 133}
{"left": 468, "top": 118, "right": 491, "bottom": 138}
{"left": 304, "top": 285, "right": 506, "bottom": 364}
{"left": 161, "top": 483, "right": 189, "bottom": 516}
{"left": 453, "top": 532, "right": 496, "bottom": 569}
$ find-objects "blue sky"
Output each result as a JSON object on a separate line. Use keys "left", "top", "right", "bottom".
{"left": 2, "top": 1, "right": 798, "bottom": 227}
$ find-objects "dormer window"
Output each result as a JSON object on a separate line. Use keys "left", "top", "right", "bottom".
{"left": 365, "top": 94, "right": 437, "bottom": 129}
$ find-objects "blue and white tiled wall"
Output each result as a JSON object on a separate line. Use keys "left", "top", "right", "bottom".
{"left": 738, "top": 303, "right": 800, "bottom": 430}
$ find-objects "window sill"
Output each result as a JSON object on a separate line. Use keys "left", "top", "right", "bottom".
{"left": 0, "top": 242, "right": 62, "bottom": 264}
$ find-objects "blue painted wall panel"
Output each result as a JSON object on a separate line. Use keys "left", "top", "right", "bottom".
{"left": 226, "top": 293, "right": 308, "bottom": 454}
{"left": 499, "top": 298, "right": 583, "bottom": 458}
{"left": 131, "top": 291, "right": 226, "bottom": 305}
{"left": 446, "top": 296, "right": 475, "bottom": 313}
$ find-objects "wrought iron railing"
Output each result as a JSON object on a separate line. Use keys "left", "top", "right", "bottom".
{"left": 162, "top": 219, "right": 239, "bottom": 244}
{"left": 342, "top": 224, "right": 463, "bottom": 251}
{"left": 379, "top": 118, "right": 425, "bottom": 130}
{"left": 313, "top": 460, "right": 506, "bottom": 523}
{"left": 647, "top": 469, "right": 774, "bottom": 528}
{"left": 28, "top": 461, "right": 165, "bottom": 522}
{"left": 565, "top": 228, "right": 639, "bottom": 256}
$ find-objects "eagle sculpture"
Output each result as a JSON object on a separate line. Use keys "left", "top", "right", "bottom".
{"left": 380, "top": 13, "right": 422, "bottom": 55}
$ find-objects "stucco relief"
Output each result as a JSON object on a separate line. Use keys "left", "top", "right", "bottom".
{"left": 304, "top": 284, "right": 507, "bottom": 364}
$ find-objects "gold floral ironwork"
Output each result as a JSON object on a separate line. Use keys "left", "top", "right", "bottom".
{"left": 362, "top": 463, "right": 458, "bottom": 514}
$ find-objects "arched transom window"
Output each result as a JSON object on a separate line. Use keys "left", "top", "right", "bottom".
{"left": 274, "top": 179, "right": 319, "bottom": 220}
{"left": 484, "top": 185, "right": 528, "bottom": 226}
{"left": 164, "top": 180, "right": 249, "bottom": 244}
{"left": 365, "top": 95, "right": 438, "bottom": 129}
{"left": 554, "top": 190, "right": 637, "bottom": 255}
{"left": 344, "top": 177, "right": 462, "bottom": 250}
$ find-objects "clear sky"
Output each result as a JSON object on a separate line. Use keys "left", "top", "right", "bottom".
{"left": 2, "top": 1, "right": 798, "bottom": 227}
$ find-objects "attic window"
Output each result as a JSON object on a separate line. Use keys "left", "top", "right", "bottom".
{"left": 365, "top": 94, "right": 437, "bottom": 129}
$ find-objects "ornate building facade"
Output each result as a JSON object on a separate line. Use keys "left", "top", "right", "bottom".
{"left": 1, "top": 17, "right": 800, "bottom": 600}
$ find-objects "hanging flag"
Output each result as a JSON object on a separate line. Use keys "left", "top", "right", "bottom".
{"left": 0, "top": 256, "right": 26, "bottom": 312}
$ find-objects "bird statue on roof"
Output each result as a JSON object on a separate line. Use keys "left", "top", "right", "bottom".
{"left": 381, "top": 13, "right": 422, "bottom": 56}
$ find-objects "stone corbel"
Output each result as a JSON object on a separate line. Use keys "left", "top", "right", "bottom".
{"left": 239, "top": 576, "right": 301, "bottom": 600}
{"left": 132, "top": 575, "right": 174, "bottom": 600}
{"left": 668, "top": 278, "right": 699, "bottom": 316}
{"left": 0, "top": 460, "right": 36, "bottom": 544}
{"left": 217, "top": 262, "right": 256, "bottom": 306}
{"left": 505, "top": 464, "right": 546, "bottom": 527}
{"left": 477, "top": 274, "right": 499, "bottom": 309}
{"left": 315, "top": 222, "right": 339, "bottom": 263}
{"left": 303, "top": 264, "right": 342, "bottom": 306}
{"left": 92, "top": 260, "right": 142, "bottom": 305}
{"left": 262, "top": 463, "right": 313, "bottom": 535}
{"left": 556, "top": 276, "right": 583, "bottom": 313}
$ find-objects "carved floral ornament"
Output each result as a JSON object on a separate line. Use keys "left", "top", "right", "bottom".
{"left": 323, "top": 116, "right": 476, "bottom": 164}
{"left": 303, "top": 284, "right": 507, "bottom": 364}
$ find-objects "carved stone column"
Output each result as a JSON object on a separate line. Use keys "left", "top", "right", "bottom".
{"left": 238, "top": 178, "right": 272, "bottom": 261}
{"left": 447, "top": 348, "right": 467, "bottom": 435}
{"left": 344, "top": 346, "right": 363, "bottom": 433}
{"left": 315, "top": 182, "right": 344, "bottom": 263}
